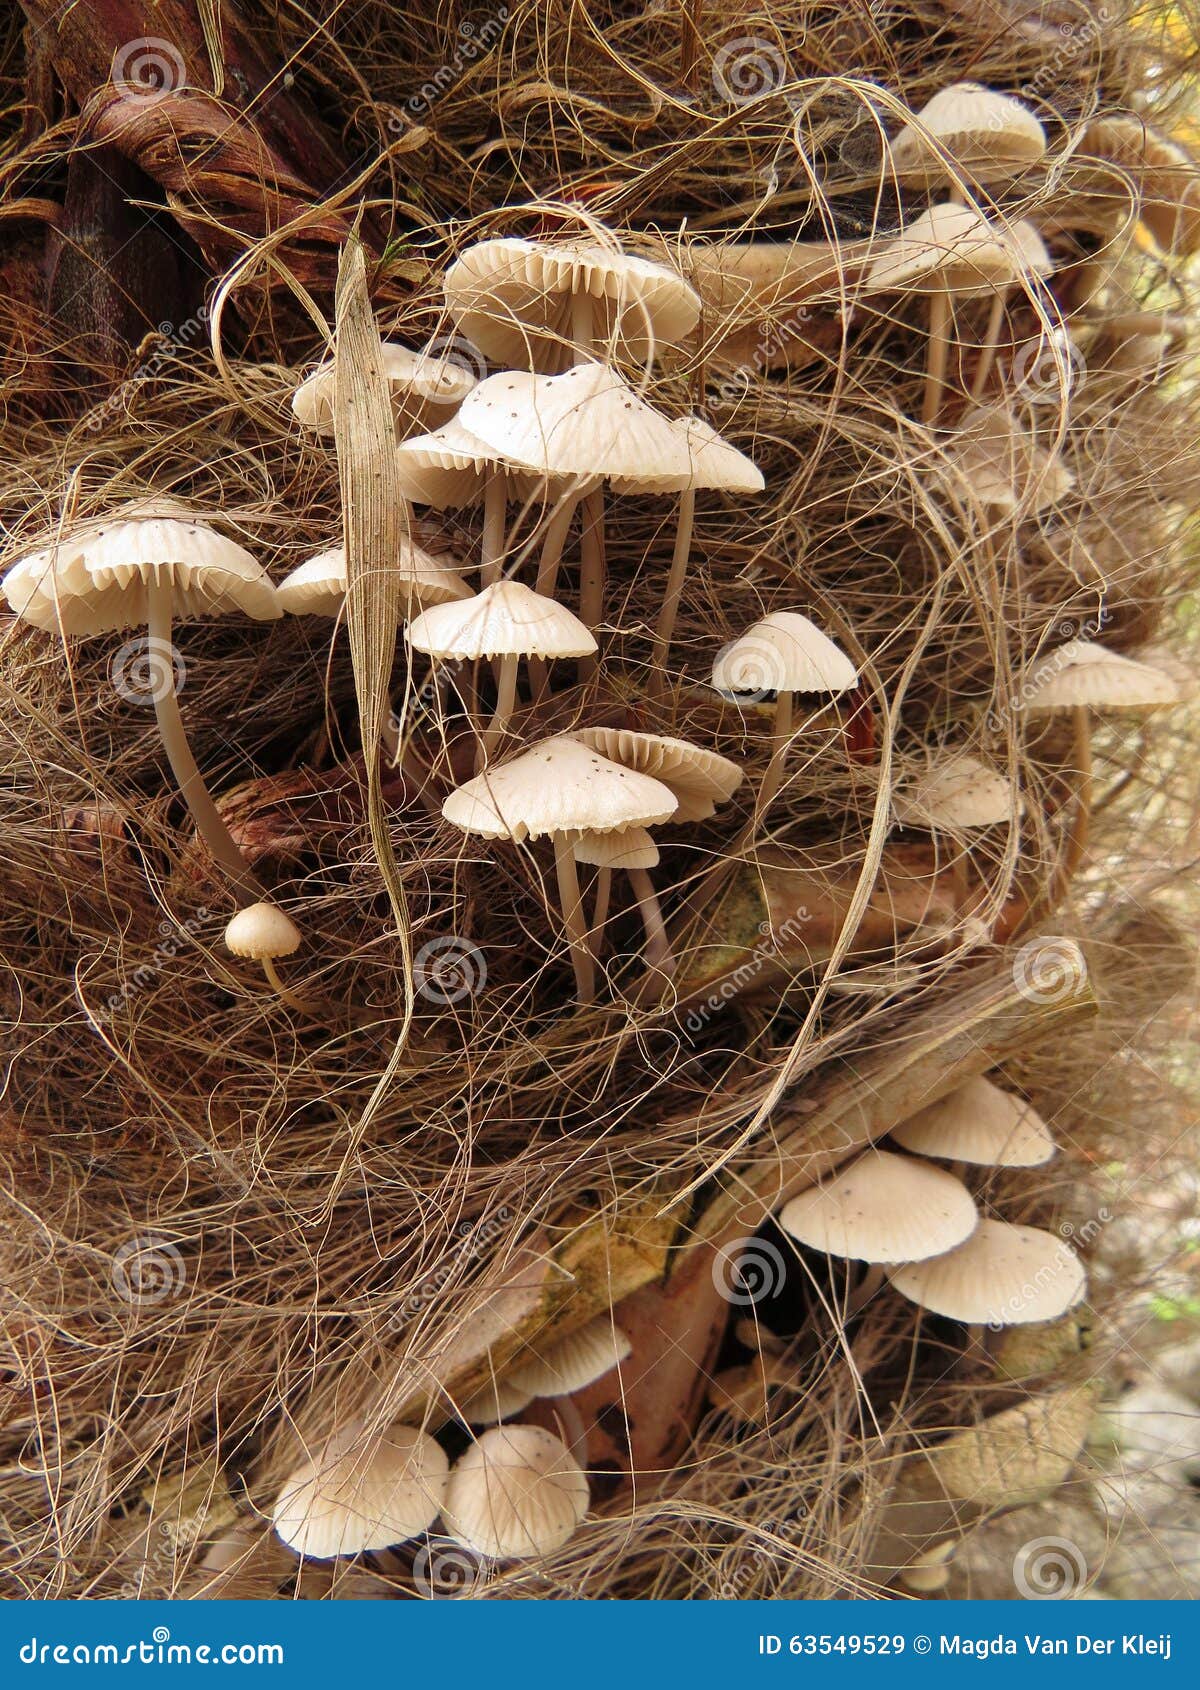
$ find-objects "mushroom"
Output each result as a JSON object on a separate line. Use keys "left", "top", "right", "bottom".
{"left": 1077, "top": 116, "right": 1200, "bottom": 258}
{"left": 890, "top": 82, "right": 1047, "bottom": 189}
{"left": 897, "top": 1539, "right": 958, "bottom": 1594}
{"left": 444, "top": 236, "right": 701, "bottom": 373}
{"left": 223, "top": 901, "right": 318, "bottom": 1017}
{"left": 442, "top": 736, "right": 678, "bottom": 1001}
{"left": 271, "top": 1421, "right": 449, "bottom": 1559}
{"left": 864, "top": 202, "right": 1025, "bottom": 424}
{"left": 505, "top": 1315, "right": 632, "bottom": 1399}
{"left": 276, "top": 540, "right": 470, "bottom": 618}
{"left": 2, "top": 505, "right": 280, "bottom": 903}
{"left": 886, "top": 1217, "right": 1086, "bottom": 1326}
{"left": 291, "top": 340, "right": 477, "bottom": 439}
{"left": 442, "top": 1424, "right": 589, "bottom": 1560}
{"left": 573, "top": 826, "right": 669, "bottom": 971}
{"left": 406, "top": 580, "right": 596, "bottom": 764}
{"left": 712, "top": 611, "right": 858, "bottom": 810}
{"left": 891, "top": 1076, "right": 1057, "bottom": 1169}
{"left": 778, "top": 1148, "right": 978, "bottom": 1311}
{"left": 459, "top": 1373, "right": 538, "bottom": 1429}
{"left": 892, "top": 751, "right": 1023, "bottom": 830}
{"left": 946, "top": 403, "right": 1074, "bottom": 517}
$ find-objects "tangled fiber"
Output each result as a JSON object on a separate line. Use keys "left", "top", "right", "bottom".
{"left": 0, "top": 1, "right": 1198, "bottom": 1599}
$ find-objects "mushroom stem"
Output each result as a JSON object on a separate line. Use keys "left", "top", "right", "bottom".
{"left": 846, "top": 1262, "right": 887, "bottom": 1316}
{"left": 260, "top": 956, "right": 325, "bottom": 1019}
{"left": 758, "top": 689, "right": 794, "bottom": 813}
{"left": 529, "top": 494, "right": 580, "bottom": 703}
{"left": 588, "top": 865, "right": 613, "bottom": 955}
{"left": 970, "top": 287, "right": 1010, "bottom": 400}
{"left": 1063, "top": 704, "right": 1093, "bottom": 878}
{"left": 570, "top": 290, "right": 605, "bottom": 678}
{"left": 922, "top": 289, "right": 953, "bottom": 426}
{"left": 627, "top": 867, "right": 674, "bottom": 974}
{"left": 146, "top": 577, "right": 261, "bottom": 903}
{"left": 647, "top": 486, "right": 696, "bottom": 700}
{"left": 478, "top": 654, "right": 519, "bottom": 769}
{"left": 553, "top": 836, "right": 596, "bottom": 1002}
{"left": 481, "top": 470, "right": 507, "bottom": 586}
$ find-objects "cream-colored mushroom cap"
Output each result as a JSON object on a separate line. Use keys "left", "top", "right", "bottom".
{"left": 292, "top": 341, "right": 477, "bottom": 434}
{"left": 443, "top": 1424, "right": 589, "bottom": 1559}
{"left": 893, "top": 752, "right": 1022, "bottom": 829}
{"left": 272, "top": 1422, "right": 449, "bottom": 1559}
{"left": 611, "top": 415, "right": 765, "bottom": 495}
{"left": 458, "top": 361, "right": 693, "bottom": 481}
{"left": 1020, "top": 639, "right": 1181, "bottom": 711}
{"left": 395, "top": 419, "right": 583, "bottom": 508}
{"left": 572, "top": 826, "right": 660, "bottom": 870}
{"left": 886, "top": 1218, "right": 1086, "bottom": 1325}
{"left": 408, "top": 580, "right": 596, "bottom": 662}
{"left": 506, "top": 1317, "right": 632, "bottom": 1398}
{"left": 778, "top": 1150, "right": 978, "bottom": 1264}
{"left": 277, "top": 542, "right": 470, "bottom": 617}
{"left": 443, "top": 737, "right": 678, "bottom": 842}
{"left": 892, "top": 1076, "right": 1057, "bottom": 1168}
{"left": 891, "top": 82, "right": 1047, "bottom": 180}
{"left": 444, "top": 236, "right": 701, "bottom": 370}
{"left": 459, "top": 1374, "right": 538, "bottom": 1427}
{"left": 224, "top": 903, "right": 302, "bottom": 961}
{"left": 574, "top": 727, "right": 744, "bottom": 822}
{"left": 713, "top": 612, "right": 858, "bottom": 697}
{"left": 2, "top": 545, "right": 111, "bottom": 634}
{"left": 948, "top": 405, "right": 1074, "bottom": 516}
{"left": 1079, "top": 117, "right": 1200, "bottom": 255}
{"left": 865, "top": 203, "right": 1017, "bottom": 294}
{"left": 1009, "top": 219, "right": 1054, "bottom": 279}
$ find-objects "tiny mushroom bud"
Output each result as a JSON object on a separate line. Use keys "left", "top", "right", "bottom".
{"left": 223, "top": 903, "right": 318, "bottom": 1017}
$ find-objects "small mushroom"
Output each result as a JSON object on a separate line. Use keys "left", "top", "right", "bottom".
{"left": 892, "top": 751, "right": 1023, "bottom": 830}
{"left": 407, "top": 581, "right": 596, "bottom": 764}
{"left": 442, "top": 736, "right": 678, "bottom": 1001}
{"left": 224, "top": 902, "right": 319, "bottom": 1017}
{"left": 946, "top": 404, "right": 1074, "bottom": 518}
{"left": 712, "top": 612, "right": 858, "bottom": 810}
{"left": 291, "top": 340, "right": 477, "bottom": 439}
{"left": 459, "top": 1374, "right": 538, "bottom": 1428}
{"left": 505, "top": 1315, "right": 632, "bottom": 1399}
{"left": 276, "top": 541, "right": 471, "bottom": 618}
{"left": 890, "top": 82, "right": 1047, "bottom": 187}
{"left": 891, "top": 1076, "right": 1057, "bottom": 1169}
{"left": 886, "top": 1217, "right": 1086, "bottom": 1326}
{"left": 2, "top": 505, "right": 280, "bottom": 903}
{"left": 271, "top": 1421, "right": 449, "bottom": 1560}
{"left": 442, "top": 1424, "right": 589, "bottom": 1560}
{"left": 896, "top": 1539, "right": 957, "bottom": 1594}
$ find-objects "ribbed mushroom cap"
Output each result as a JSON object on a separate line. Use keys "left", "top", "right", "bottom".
{"left": 712, "top": 611, "right": 859, "bottom": 697}
{"left": 573, "top": 727, "right": 744, "bottom": 822}
{"left": 1079, "top": 117, "right": 1200, "bottom": 255}
{"left": 886, "top": 1218, "right": 1086, "bottom": 1325}
{"left": 458, "top": 361, "right": 692, "bottom": 481}
{"left": 407, "top": 580, "right": 596, "bottom": 662}
{"left": 778, "top": 1150, "right": 978, "bottom": 1265}
{"left": 443, "top": 737, "right": 678, "bottom": 842}
{"left": 224, "top": 903, "right": 302, "bottom": 961}
{"left": 865, "top": 203, "right": 1017, "bottom": 294}
{"left": 610, "top": 415, "right": 765, "bottom": 494}
{"left": 277, "top": 542, "right": 471, "bottom": 618}
{"left": 291, "top": 341, "right": 477, "bottom": 435}
{"left": 459, "top": 1374, "right": 538, "bottom": 1427}
{"left": 395, "top": 419, "right": 583, "bottom": 508}
{"left": 1010, "top": 218, "right": 1055, "bottom": 279}
{"left": 948, "top": 405, "right": 1074, "bottom": 516}
{"left": 272, "top": 1422, "right": 449, "bottom": 1559}
{"left": 572, "top": 825, "right": 660, "bottom": 870}
{"left": 892, "top": 752, "right": 1023, "bottom": 829}
{"left": 444, "top": 237, "right": 701, "bottom": 370}
{"left": 443, "top": 1424, "right": 589, "bottom": 1559}
{"left": 2, "top": 545, "right": 113, "bottom": 634}
{"left": 1020, "top": 639, "right": 1181, "bottom": 711}
{"left": 506, "top": 1316, "right": 632, "bottom": 1398}
{"left": 891, "top": 82, "right": 1047, "bottom": 180}
{"left": 891, "top": 1075, "right": 1057, "bottom": 1168}
{"left": 7, "top": 508, "right": 281, "bottom": 633}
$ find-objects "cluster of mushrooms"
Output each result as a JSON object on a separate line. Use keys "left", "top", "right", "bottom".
{"left": 1, "top": 75, "right": 1192, "bottom": 1570}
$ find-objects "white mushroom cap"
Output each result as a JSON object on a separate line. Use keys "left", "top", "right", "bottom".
{"left": 891, "top": 82, "right": 1047, "bottom": 181}
{"left": 1020, "top": 639, "right": 1181, "bottom": 711}
{"left": 395, "top": 419, "right": 584, "bottom": 508}
{"left": 4, "top": 508, "right": 281, "bottom": 634}
{"left": 610, "top": 415, "right": 765, "bottom": 494}
{"left": 712, "top": 611, "right": 858, "bottom": 697}
{"left": 865, "top": 203, "right": 1017, "bottom": 295}
{"left": 459, "top": 1373, "right": 538, "bottom": 1427}
{"left": 778, "top": 1150, "right": 978, "bottom": 1265}
{"left": 506, "top": 1317, "right": 632, "bottom": 1398}
{"left": 892, "top": 752, "right": 1023, "bottom": 829}
{"left": 292, "top": 341, "right": 477, "bottom": 436}
{"left": 1010, "top": 218, "right": 1055, "bottom": 280}
{"left": 573, "top": 727, "right": 744, "bottom": 822}
{"left": 886, "top": 1218, "right": 1086, "bottom": 1325}
{"left": 442, "top": 1424, "right": 589, "bottom": 1559}
{"left": 572, "top": 826, "right": 660, "bottom": 870}
{"left": 224, "top": 903, "right": 302, "bottom": 961}
{"left": 276, "top": 542, "right": 471, "bottom": 618}
{"left": 272, "top": 1421, "right": 450, "bottom": 1559}
{"left": 444, "top": 237, "right": 701, "bottom": 370}
{"left": 407, "top": 580, "right": 596, "bottom": 662}
{"left": 891, "top": 1076, "right": 1057, "bottom": 1168}
{"left": 948, "top": 405, "right": 1074, "bottom": 516}
{"left": 458, "top": 362, "right": 693, "bottom": 482}
{"left": 442, "top": 737, "right": 678, "bottom": 842}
